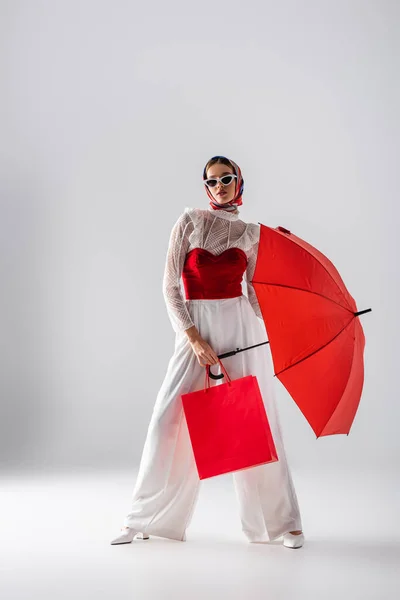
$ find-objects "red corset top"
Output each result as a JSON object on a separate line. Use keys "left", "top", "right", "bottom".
{"left": 182, "top": 247, "right": 248, "bottom": 300}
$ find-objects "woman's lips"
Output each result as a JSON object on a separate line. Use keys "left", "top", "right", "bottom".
{"left": 218, "top": 192, "right": 226, "bottom": 196}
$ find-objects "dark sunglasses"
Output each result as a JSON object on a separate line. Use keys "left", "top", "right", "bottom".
{"left": 203, "top": 174, "right": 237, "bottom": 188}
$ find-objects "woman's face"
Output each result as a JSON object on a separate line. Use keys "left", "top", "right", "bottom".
{"left": 206, "top": 163, "right": 237, "bottom": 206}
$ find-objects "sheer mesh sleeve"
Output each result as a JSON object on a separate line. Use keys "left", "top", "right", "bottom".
{"left": 245, "top": 239, "right": 263, "bottom": 319}
{"left": 162, "top": 211, "right": 196, "bottom": 333}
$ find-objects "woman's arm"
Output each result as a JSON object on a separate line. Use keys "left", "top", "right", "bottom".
{"left": 245, "top": 240, "right": 263, "bottom": 319}
{"left": 184, "top": 324, "right": 201, "bottom": 342}
{"left": 162, "top": 212, "right": 198, "bottom": 334}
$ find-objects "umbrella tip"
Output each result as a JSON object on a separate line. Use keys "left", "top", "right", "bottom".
{"left": 354, "top": 308, "right": 372, "bottom": 317}
{"left": 277, "top": 226, "right": 291, "bottom": 234}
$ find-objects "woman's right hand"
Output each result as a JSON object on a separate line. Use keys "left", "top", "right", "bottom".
{"left": 189, "top": 336, "right": 219, "bottom": 366}
{"left": 184, "top": 326, "right": 219, "bottom": 366}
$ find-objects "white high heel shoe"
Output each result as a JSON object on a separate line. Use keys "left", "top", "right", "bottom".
{"left": 282, "top": 532, "right": 305, "bottom": 549}
{"left": 110, "top": 527, "right": 150, "bottom": 545}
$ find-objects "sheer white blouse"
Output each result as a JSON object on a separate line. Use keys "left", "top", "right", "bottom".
{"left": 162, "top": 206, "right": 262, "bottom": 333}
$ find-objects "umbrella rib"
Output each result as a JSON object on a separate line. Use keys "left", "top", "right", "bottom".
{"left": 251, "top": 281, "right": 355, "bottom": 313}
{"left": 258, "top": 224, "right": 354, "bottom": 311}
{"left": 274, "top": 317, "right": 355, "bottom": 378}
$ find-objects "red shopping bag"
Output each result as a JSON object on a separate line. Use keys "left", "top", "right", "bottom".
{"left": 181, "top": 358, "right": 278, "bottom": 480}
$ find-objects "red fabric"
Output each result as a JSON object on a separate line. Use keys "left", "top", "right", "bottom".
{"left": 182, "top": 247, "right": 248, "bottom": 299}
{"left": 181, "top": 358, "right": 278, "bottom": 480}
{"left": 252, "top": 224, "right": 367, "bottom": 438}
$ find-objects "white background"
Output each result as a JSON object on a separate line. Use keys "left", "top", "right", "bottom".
{"left": 1, "top": 2, "right": 398, "bottom": 481}
{"left": 2, "top": 2, "right": 399, "bottom": 599}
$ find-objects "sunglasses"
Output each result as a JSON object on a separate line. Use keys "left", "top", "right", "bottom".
{"left": 203, "top": 174, "right": 237, "bottom": 188}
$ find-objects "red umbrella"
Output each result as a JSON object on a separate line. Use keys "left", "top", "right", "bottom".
{"left": 250, "top": 224, "right": 371, "bottom": 439}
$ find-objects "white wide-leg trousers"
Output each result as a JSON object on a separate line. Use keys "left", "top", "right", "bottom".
{"left": 123, "top": 295, "right": 303, "bottom": 542}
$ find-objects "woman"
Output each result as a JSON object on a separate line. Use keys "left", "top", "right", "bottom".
{"left": 111, "top": 156, "right": 305, "bottom": 548}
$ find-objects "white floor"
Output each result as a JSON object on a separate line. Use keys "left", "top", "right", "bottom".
{"left": 1, "top": 466, "right": 398, "bottom": 600}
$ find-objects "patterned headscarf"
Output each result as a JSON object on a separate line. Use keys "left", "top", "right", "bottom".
{"left": 203, "top": 156, "right": 244, "bottom": 212}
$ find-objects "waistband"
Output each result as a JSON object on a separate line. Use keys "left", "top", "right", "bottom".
{"left": 185, "top": 293, "right": 244, "bottom": 303}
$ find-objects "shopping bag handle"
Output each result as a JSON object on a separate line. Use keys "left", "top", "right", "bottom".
{"left": 205, "top": 358, "right": 232, "bottom": 391}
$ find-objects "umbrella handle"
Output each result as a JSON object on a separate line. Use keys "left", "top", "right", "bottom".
{"left": 208, "top": 341, "right": 270, "bottom": 379}
{"left": 205, "top": 358, "right": 232, "bottom": 388}
{"left": 207, "top": 369, "right": 224, "bottom": 380}
{"left": 207, "top": 348, "right": 239, "bottom": 380}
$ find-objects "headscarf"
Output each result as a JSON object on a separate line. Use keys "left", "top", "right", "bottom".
{"left": 202, "top": 156, "right": 244, "bottom": 212}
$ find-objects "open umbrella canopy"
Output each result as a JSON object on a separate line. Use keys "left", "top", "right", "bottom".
{"left": 252, "top": 224, "right": 371, "bottom": 438}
